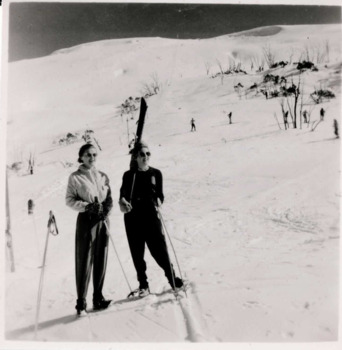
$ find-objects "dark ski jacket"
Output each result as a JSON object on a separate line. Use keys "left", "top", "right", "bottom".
{"left": 120, "top": 167, "right": 164, "bottom": 213}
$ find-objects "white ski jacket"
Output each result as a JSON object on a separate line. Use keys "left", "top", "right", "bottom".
{"left": 66, "top": 164, "right": 110, "bottom": 212}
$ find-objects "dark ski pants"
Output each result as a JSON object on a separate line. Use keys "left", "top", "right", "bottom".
{"left": 124, "top": 209, "right": 175, "bottom": 286}
{"left": 75, "top": 213, "right": 109, "bottom": 302}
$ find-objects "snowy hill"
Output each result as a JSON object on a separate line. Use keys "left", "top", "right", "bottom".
{"left": 3, "top": 24, "right": 341, "bottom": 346}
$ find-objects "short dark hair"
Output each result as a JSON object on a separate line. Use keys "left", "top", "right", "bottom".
{"left": 78, "top": 143, "right": 96, "bottom": 163}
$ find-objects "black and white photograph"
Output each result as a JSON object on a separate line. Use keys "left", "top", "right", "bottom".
{"left": 1, "top": 0, "right": 341, "bottom": 348}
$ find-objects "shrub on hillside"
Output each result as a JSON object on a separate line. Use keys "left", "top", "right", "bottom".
{"left": 120, "top": 96, "right": 140, "bottom": 116}
{"left": 310, "top": 89, "right": 335, "bottom": 103}
{"left": 263, "top": 74, "right": 279, "bottom": 84}
{"left": 56, "top": 132, "right": 80, "bottom": 146}
{"left": 270, "top": 61, "right": 288, "bottom": 69}
{"left": 296, "top": 60, "right": 318, "bottom": 71}
{"left": 9, "top": 162, "right": 23, "bottom": 172}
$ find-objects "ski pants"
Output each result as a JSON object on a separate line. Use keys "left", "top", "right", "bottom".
{"left": 75, "top": 212, "right": 109, "bottom": 302}
{"left": 124, "top": 208, "right": 175, "bottom": 286}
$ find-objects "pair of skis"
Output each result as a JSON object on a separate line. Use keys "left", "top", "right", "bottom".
{"left": 129, "top": 97, "right": 148, "bottom": 168}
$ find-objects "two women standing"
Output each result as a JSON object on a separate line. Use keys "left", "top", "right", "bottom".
{"left": 66, "top": 141, "right": 183, "bottom": 315}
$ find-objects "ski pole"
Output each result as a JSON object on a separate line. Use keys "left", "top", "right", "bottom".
{"left": 94, "top": 196, "right": 133, "bottom": 295}
{"left": 156, "top": 206, "right": 187, "bottom": 298}
{"left": 159, "top": 216, "right": 179, "bottom": 300}
{"left": 129, "top": 173, "right": 136, "bottom": 201}
{"left": 103, "top": 220, "right": 133, "bottom": 295}
{"left": 34, "top": 211, "right": 58, "bottom": 339}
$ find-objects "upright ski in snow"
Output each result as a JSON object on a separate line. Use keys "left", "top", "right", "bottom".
{"left": 130, "top": 97, "right": 148, "bottom": 169}
{"left": 135, "top": 97, "right": 148, "bottom": 144}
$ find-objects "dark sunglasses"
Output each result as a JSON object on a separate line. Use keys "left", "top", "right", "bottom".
{"left": 139, "top": 151, "right": 151, "bottom": 157}
{"left": 85, "top": 153, "right": 97, "bottom": 157}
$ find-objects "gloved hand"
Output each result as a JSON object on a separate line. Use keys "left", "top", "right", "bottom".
{"left": 98, "top": 209, "right": 109, "bottom": 221}
{"left": 85, "top": 201, "right": 103, "bottom": 216}
{"left": 119, "top": 198, "right": 132, "bottom": 213}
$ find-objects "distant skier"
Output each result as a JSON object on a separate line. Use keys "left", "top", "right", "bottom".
{"left": 191, "top": 118, "right": 196, "bottom": 132}
{"left": 334, "top": 119, "right": 339, "bottom": 138}
{"left": 284, "top": 111, "right": 289, "bottom": 130}
{"left": 228, "top": 112, "right": 232, "bottom": 124}
{"left": 303, "top": 110, "right": 308, "bottom": 124}
{"left": 28, "top": 199, "right": 34, "bottom": 215}
{"left": 28, "top": 153, "right": 34, "bottom": 175}
{"left": 320, "top": 108, "right": 325, "bottom": 121}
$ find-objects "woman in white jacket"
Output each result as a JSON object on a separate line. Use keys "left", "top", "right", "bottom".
{"left": 66, "top": 143, "right": 113, "bottom": 315}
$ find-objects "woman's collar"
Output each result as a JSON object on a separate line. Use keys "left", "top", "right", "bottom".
{"left": 137, "top": 166, "right": 149, "bottom": 172}
{"left": 79, "top": 164, "right": 96, "bottom": 172}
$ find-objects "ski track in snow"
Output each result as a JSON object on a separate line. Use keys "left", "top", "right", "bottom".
{"left": 177, "top": 282, "right": 215, "bottom": 341}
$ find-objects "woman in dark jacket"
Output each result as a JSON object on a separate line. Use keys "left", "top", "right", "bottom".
{"left": 119, "top": 141, "right": 183, "bottom": 297}
{"left": 66, "top": 143, "right": 113, "bottom": 315}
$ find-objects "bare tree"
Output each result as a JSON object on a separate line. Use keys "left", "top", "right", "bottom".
{"left": 284, "top": 76, "right": 301, "bottom": 129}
{"left": 287, "top": 47, "right": 295, "bottom": 64}
{"left": 227, "top": 57, "right": 236, "bottom": 73}
{"left": 216, "top": 59, "right": 224, "bottom": 84}
{"left": 325, "top": 39, "right": 330, "bottom": 63}
{"left": 302, "top": 43, "right": 327, "bottom": 64}
{"left": 314, "top": 44, "right": 326, "bottom": 64}
{"left": 150, "top": 72, "right": 161, "bottom": 94}
{"left": 299, "top": 77, "right": 305, "bottom": 129}
{"left": 249, "top": 53, "right": 266, "bottom": 72}
{"left": 204, "top": 61, "right": 211, "bottom": 76}
{"left": 303, "top": 45, "right": 312, "bottom": 62}
{"left": 141, "top": 82, "right": 154, "bottom": 97}
{"left": 141, "top": 72, "right": 162, "bottom": 97}
{"left": 262, "top": 44, "right": 276, "bottom": 68}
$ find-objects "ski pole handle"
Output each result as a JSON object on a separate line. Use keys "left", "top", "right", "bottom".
{"left": 48, "top": 211, "right": 58, "bottom": 235}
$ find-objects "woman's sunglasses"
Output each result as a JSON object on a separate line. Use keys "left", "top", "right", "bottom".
{"left": 85, "top": 153, "right": 97, "bottom": 157}
{"left": 139, "top": 151, "right": 151, "bottom": 157}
